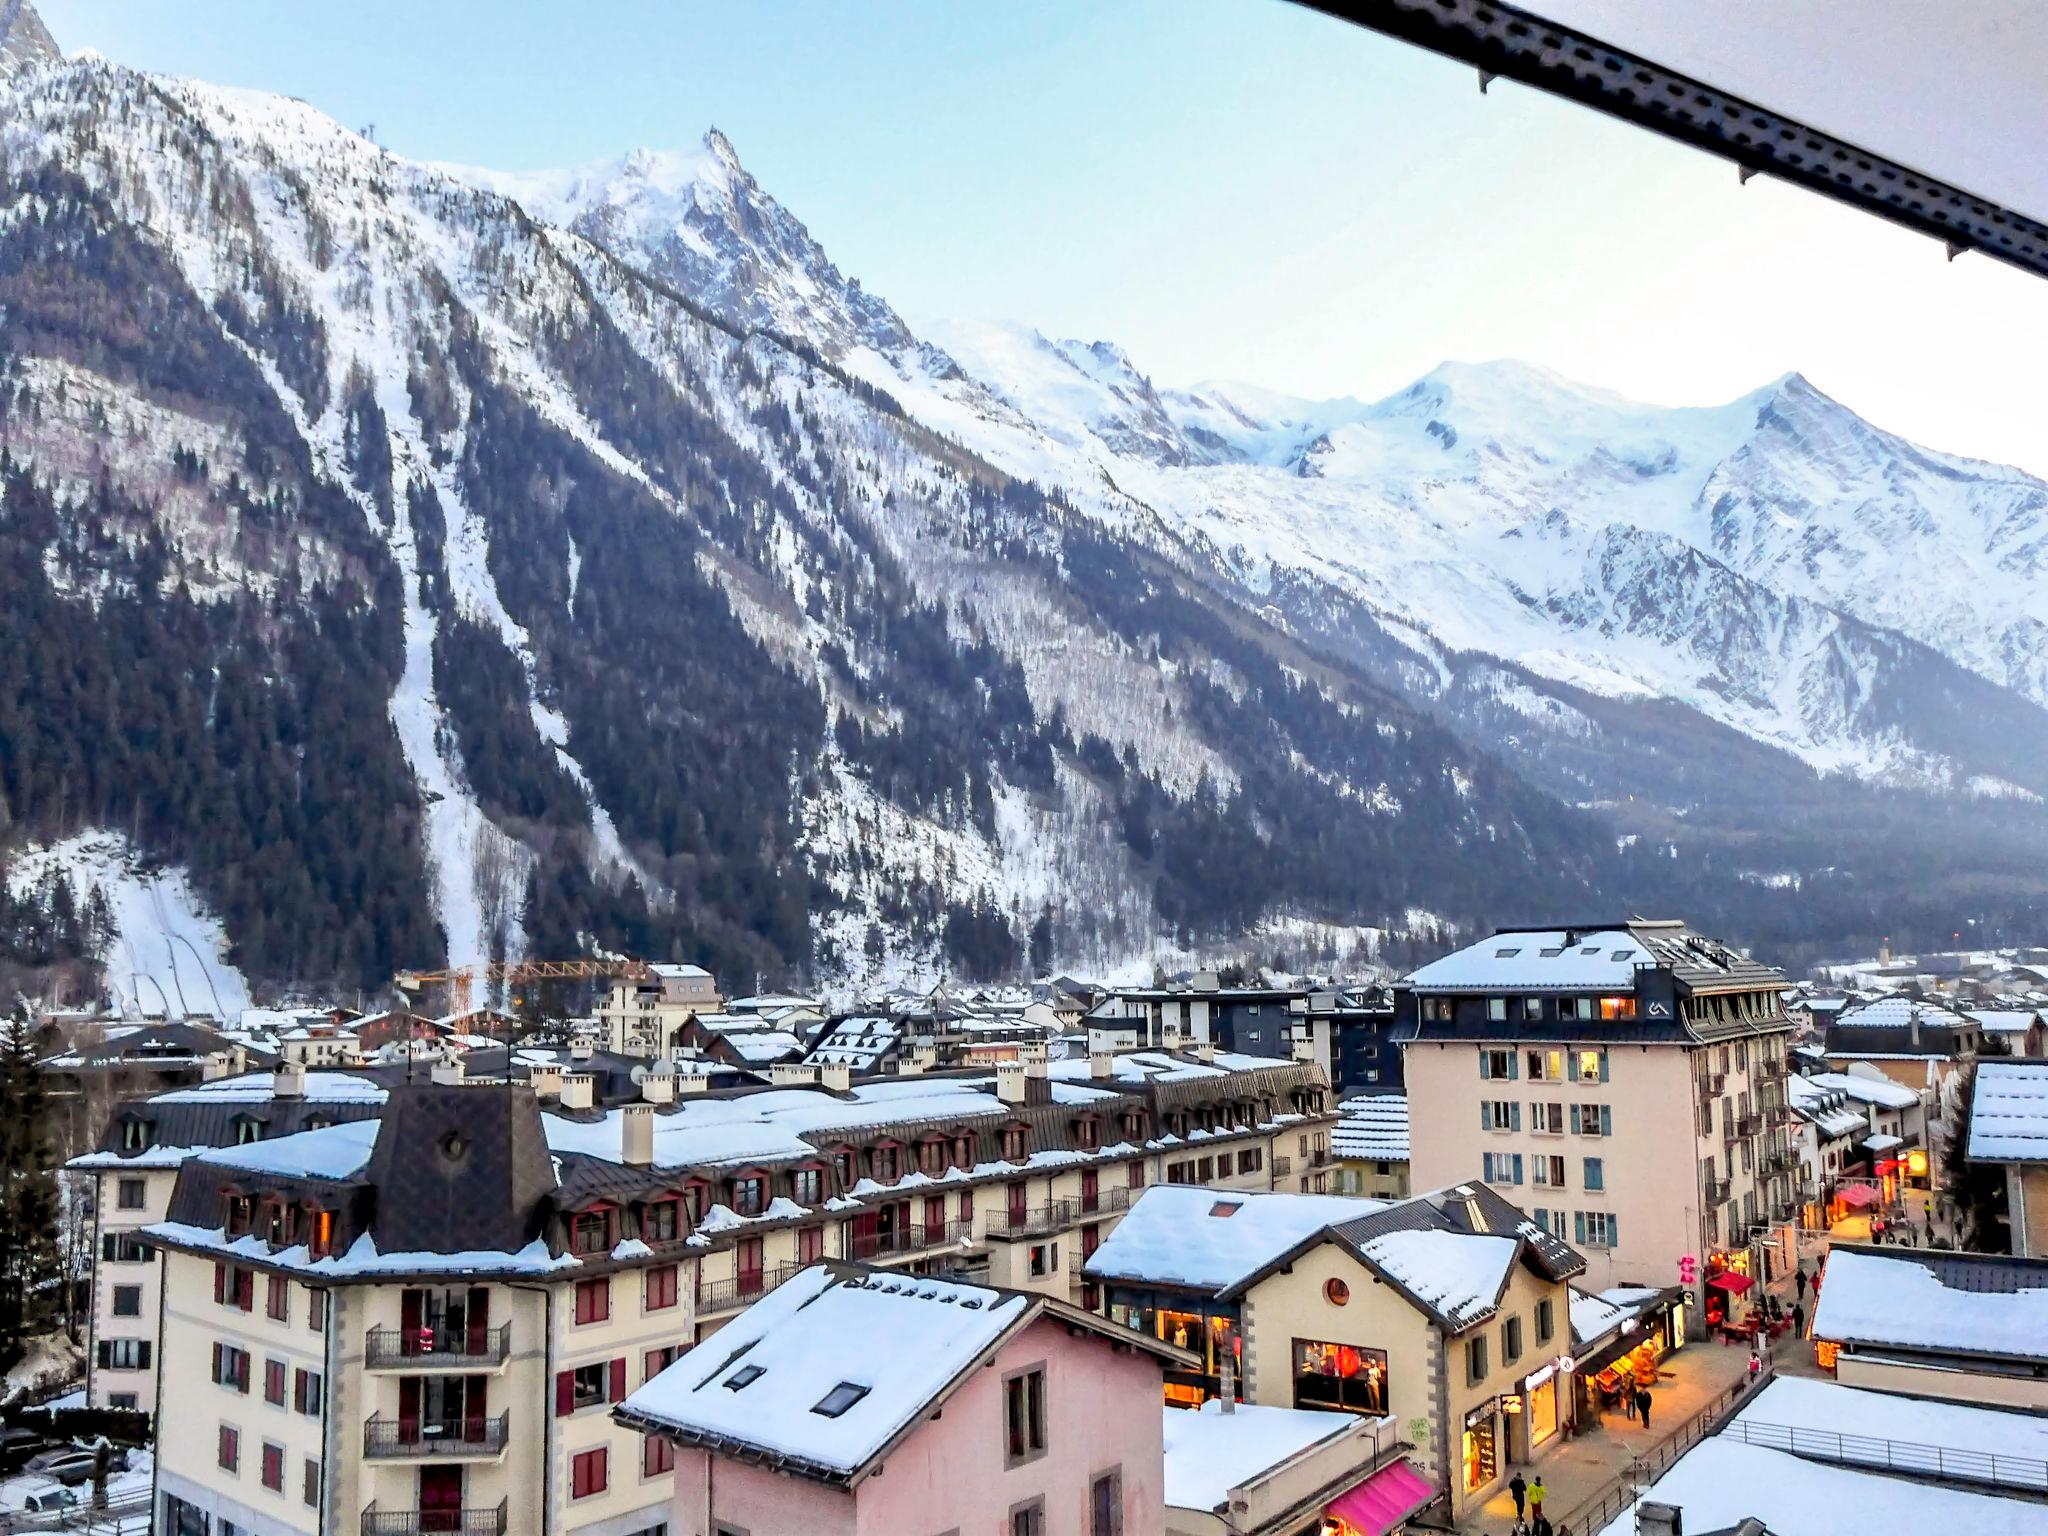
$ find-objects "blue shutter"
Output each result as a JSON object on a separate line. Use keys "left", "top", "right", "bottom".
{"left": 1600, "top": 1104, "right": 1613, "bottom": 1136}
{"left": 1573, "top": 1210, "right": 1586, "bottom": 1244}
{"left": 1511, "top": 1102, "right": 1522, "bottom": 1132}
{"left": 1609, "top": 1214, "right": 1619, "bottom": 1247}
{"left": 1481, "top": 1101, "right": 1492, "bottom": 1131}
{"left": 1508, "top": 1052, "right": 1520, "bottom": 1080}
{"left": 1512, "top": 1154, "right": 1524, "bottom": 1185}
{"left": 1480, "top": 1052, "right": 1491, "bottom": 1080}
{"left": 1534, "top": 1206, "right": 1548, "bottom": 1229}
{"left": 1598, "top": 1050, "right": 1610, "bottom": 1083}
{"left": 1569, "top": 1104, "right": 1582, "bottom": 1135}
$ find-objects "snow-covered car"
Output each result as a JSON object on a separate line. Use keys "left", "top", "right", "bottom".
{"left": 14, "top": 1484, "right": 81, "bottom": 1515}
{"left": 18, "top": 1447, "right": 104, "bottom": 1487}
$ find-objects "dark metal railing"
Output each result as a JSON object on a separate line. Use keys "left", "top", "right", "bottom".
{"left": 696, "top": 1260, "right": 802, "bottom": 1313}
{"left": 985, "top": 1201, "right": 1076, "bottom": 1239}
{"left": 1076, "top": 1185, "right": 1134, "bottom": 1218}
{"left": 1724, "top": 1419, "right": 2048, "bottom": 1490}
{"left": 1556, "top": 1363, "right": 1774, "bottom": 1535}
{"left": 362, "top": 1413, "right": 509, "bottom": 1459}
{"left": 363, "top": 1500, "right": 509, "bottom": 1536}
{"left": 846, "top": 1219, "right": 973, "bottom": 1260}
{"left": 364, "top": 1324, "right": 511, "bottom": 1370}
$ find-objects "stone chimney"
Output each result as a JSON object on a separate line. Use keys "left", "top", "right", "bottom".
{"left": 621, "top": 1102, "right": 654, "bottom": 1166}
{"left": 819, "top": 1061, "right": 852, "bottom": 1093}
{"left": 559, "top": 1072, "right": 594, "bottom": 1111}
{"left": 272, "top": 1061, "right": 306, "bottom": 1099}
{"left": 430, "top": 1056, "right": 466, "bottom": 1087}
{"left": 769, "top": 1063, "right": 819, "bottom": 1088}
{"left": 201, "top": 1053, "right": 232, "bottom": 1081}
{"left": 1194, "top": 1041, "right": 1218, "bottom": 1064}
{"left": 676, "top": 1071, "right": 709, "bottom": 1096}
{"left": 528, "top": 1064, "right": 564, "bottom": 1101}
{"left": 640, "top": 1065, "right": 676, "bottom": 1104}
{"left": 997, "top": 1063, "right": 1027, "bottom": 1105}
{"left": 569, "top": 1035, "right": 595, "bottom": 1063}
{"left": 1636, "top": 1504, "right": 1683, "bottom": 1536}
{"left": 1290, "top": 1038, "right": 1316, "bottom": 1065}
{"left": 1090, "top": 1050, "right": 1114, "bottom": 1080}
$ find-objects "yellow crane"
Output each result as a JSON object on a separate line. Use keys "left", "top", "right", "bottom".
{"left": 393, "top": 957, "right": 654, "bottom": 1017}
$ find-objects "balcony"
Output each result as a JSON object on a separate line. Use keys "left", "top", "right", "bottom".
{"left": 696, "top": 1260, "right": 803, "bottom": 1315}
{"left": 1076, "top": 1185, "right": 1134, "bottom": 1218}
{"left": 1703, "top": 1178, "right": 1730, "bottom": 1206}
{"left": 362, "top": 1413, "right": 509, "bottom": 1461}
{"left": 985, "top": 1201, "right": 1078, "bottom": 1240}
{"left": 1736, "top": 1112, "right": 1764, "bottom": 1138}
{"left": 1698, "top": 1072, "right": 1726, "bottom": 1098}
{"left": 846, "top": 1220, "right": 974, "bottom": 1261}
{"left": 363, "top": 1501, "right": 508, "bottom": 1536}
{"left": 364, "top": 1325, "right": 511, "bottom": 1372}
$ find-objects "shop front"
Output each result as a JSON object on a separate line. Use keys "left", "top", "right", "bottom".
{"left": 1107, "top": 1286, "right": 1242, "bottom": 1406}
{"left": 1571, "top": 1286, "right": 1686, "bottom": 1424}
{"left": 1319, "top": 1459, "right": 1438, "bottom": 1536}
{"left": 1506, "top": 1357, "right": 1568, "bottom": 1459}
{"left": 1459, "top": 1399, "right": 1501, "bottom": 1504}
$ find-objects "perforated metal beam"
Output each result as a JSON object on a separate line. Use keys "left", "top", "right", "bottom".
{"left": 1306, "top": 0, "right": 2048, "bottom": 281}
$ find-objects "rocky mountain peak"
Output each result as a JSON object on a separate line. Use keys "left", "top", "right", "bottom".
{"left": 0, "top": 0, "right": 61, "bottom": 79}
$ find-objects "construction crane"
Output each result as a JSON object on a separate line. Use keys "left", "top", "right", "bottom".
{"left": 393, "top": 958, "right": 654, "bottom": 1017}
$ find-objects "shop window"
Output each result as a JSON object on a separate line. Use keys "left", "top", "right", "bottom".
{"left": 1293, "top": 1339, "right": 1387, "bottom": 1414}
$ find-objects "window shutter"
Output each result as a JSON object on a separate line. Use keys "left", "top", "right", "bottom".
{"left": 139, "top": 1342, "right": 151, "bottom": 1369}
{"left": 1600, "top": 1105, "right": 1613, "bottom": 1136}
{"left": 97, "top": 1341, "right": 111, "bottom": 1368}
{"left": 1512, "top": 1154, "right": 1524, "bottom": 1185}
{"left": 102, "top": 1234, "right": 116, "bottom": 1262}
{"left": 238, "top": 1352, "right": 251, "bottom": 1392}
{"left": 1533, "top": 1207, "right": 1547, "bottom": 1230}
{"left": 1507, "top": 1053, "right": 1519, "bottom": 1080}
{"left": 1574, "top": 1211, "right": 1586, "bottom": 1244}
{"left": 211, "top": 1342, "right": 223, "bottom": 1381}
{"left": 1510, "top": 1103, "right": 1522, "bottom": 1132}
{"left": 1569, "top": 1104, "right": 1581, "bottom": 1134}
{"left": 1479, "top": 1053, "right": 1491, "bottom": 1080}
{"left": 1479, "top": 1102, "right": 1490, "bottom": 1131}
{"left": 555, "top": 1370, "right": 575, "bottom": 1417}
{"left": 609, "top": 1357, "right": 626, "bottom": 1403}
{"left": 1598, "top": 1050, "right": 1610, "bottom": 1083}
{"left": 238, "top": 1269, "right": 254, "bottom": 1310}
{"left": 214, "top": 1262, "right": 227, "bottom": 1304}
{"left": 1609, "top": 1215, "right": 1619, "bottom": 1247}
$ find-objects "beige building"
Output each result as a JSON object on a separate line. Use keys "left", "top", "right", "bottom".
{"left": 1403, "top": 922, "right": 1796, "bottom": 1305}
{"left": 1329, "top": 1093, "right": 1411, "bottom": 1199}
{"left": 598, "top": 965, "right": 724, "bottom": 1058}
{"left": 1086, "top": 1183, "right": 1586, "bottom": 1524}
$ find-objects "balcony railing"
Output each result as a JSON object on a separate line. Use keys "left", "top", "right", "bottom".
{"left": 985, "top": 1201, "right": 1077, "bottom": 1240}
{"left": 364, "top": 1324, "right": 511, "bottom": 1371}
{"left": 363, "top": 1500, "right": 509, "bottom": 1536}
{"left": 846, "top": 1220, "right": 973, "bottom": 1261}
{"left": 1736, "top": 1111, "right": 1764, "bottom": 1137}
{"left": 1076, "top": 1185, "right": 1134, "bottom": 1218}
{"left": 1703, "top": 1178, "right": 1730, "bottom": 1206}
{"left": 696, "top": 1260, "right": 803, "bottom": 1314}
{"left": 362, "top": 1414, "right": 508, "bottom": 1460}
{"left": 1698, "top": 1072, "right": 1726, "bottom": 1098}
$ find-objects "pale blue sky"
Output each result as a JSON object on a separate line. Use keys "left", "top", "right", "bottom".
{"left": 41, "top": 0, "right": 2048, "bottom": 473}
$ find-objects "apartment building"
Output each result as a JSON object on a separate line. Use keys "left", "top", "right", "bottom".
{"left": 1965, "top": 1058, "right": 2048, "bottom": 1257}
{"left": 1329, "top": 1093, "right": 1411, "bottom": 1199}
{"left": 1084, "top": 1182, "right": 1586, "bottom": 1524}
{"left": 1822, "top": 994, "right": 1981, "bottom": 1090}
{"left": 615, "top": 1261, "right": 1186, "bottom": 1536}
{"left": 599, "top": 965, "right": 724, "bottom": 1059}
{"left": 66, "top": 1066, "right": 390, "bottom": 1411}
{"left": 1402, "top": 921, "right": 1797, "bottom": 1302}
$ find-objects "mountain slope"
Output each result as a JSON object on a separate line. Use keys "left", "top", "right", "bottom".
{"left": 0, "top": 55, "right": 1627, "bottom": 998}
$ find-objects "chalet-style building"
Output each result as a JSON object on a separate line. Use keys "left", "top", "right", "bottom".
{"left": 616, "top": 1261, "right": 1189, "bottom": 1536}
{"left": 1402, "top": 921, "right": 1797, "bottom": 1305}
{"left": 1822, "top": 994, "right": 1981, "bottom": 1087}
{"left": 1965, "top": 1058, "right": 2048, "bottom": 1257}
{"left": 1329, "top": 1093, "right": 1411, "bottom": 1199}
{"left": 39, "top": 1019, "right": 276, "bottom": 1158}
{"left": 1084, "top": 1183, "right": 1585, "bottom": 1524}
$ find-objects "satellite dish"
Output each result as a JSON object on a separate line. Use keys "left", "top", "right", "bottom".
{"left": 652, "top": 1058, "right": 678, "bottom": 1075}
{"left": 629, "top": 1065, "right": 649, "bottom": 1085}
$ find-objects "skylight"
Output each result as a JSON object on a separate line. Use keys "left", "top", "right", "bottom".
{"left": 1495, "top": 947, "right": 1521, "bottom": 958}
{"left": 1540, "top": 946, "right": 1565, "bottom": 957}
{"left": 812, "top": 1381, "right": 870, "bottom": 1418}
{"left": 724, "top": 1365, "right": 765, "bottom": 1391}
{"left": 1611, "top": 949, "right": 1636, "bottom": 961}
{"left": 1209, "top": 1200, "right": 1243, "bottom": 1218}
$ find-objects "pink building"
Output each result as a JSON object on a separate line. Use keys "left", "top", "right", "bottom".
{"left": 615, "top": 1260, "right": 1191, "bottom": 1536}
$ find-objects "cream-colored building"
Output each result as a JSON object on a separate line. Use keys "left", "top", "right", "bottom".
{"left": 1403, "top": 922, "right": 1797, "bottom": 1303}
{"left": 1086, "top": 1182, "right": 1586, "bottom": 1524}
{"left": 1964, "top": 1057, "right": 2048, "bottom": 1257}
{"left": 598, "top": 965, "right": 724, "bottom": 1059}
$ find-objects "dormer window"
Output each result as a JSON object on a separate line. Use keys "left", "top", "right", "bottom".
{"left": 731, "top": 1175, "right": 767, "bottom": 1217}
{"left": 1001, "top": 1124, "right": 1028, "bottom": 1162}
{"left": 952, "top": 1135, "right": 973, "bottom": 1168}
{"left": 791, "top": 1166, "right": 823, "bottom": 1205}
{"left": 1075, "top": 1116, "right": 1100, "bottom": 1150}
{"left": 643, "top": 1198, "right": 681, "bottom": 1243}
{"left": 571, "top": 1207, "right": 615, "bottom": 1256}
{"left": 917, "top": 1137, "right": 948, "bottom": 1176}
{"left": 683, "top": 1181, "right": 710, "bottom": 1223}
{"left": 308, "top": 1209, "right": 336, "bottom": 1258}
{"left": 224, "top": 1193, "right": 255, "bottom": 1237}
{"left": 122, "top": 1119, "right": 153, "bottom": 1152}
{"left": 830, "top": 1148, "right": 855, "bottom": 1190}
{"left": 871, "top": 1144, "right": 899, "bottom": 1184}
{"left": 263, "top": 1202, "right": 290, "bottom": 1246}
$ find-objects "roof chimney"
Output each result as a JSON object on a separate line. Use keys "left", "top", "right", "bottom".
{"left": 528, "top": 1064, "right": 563, "bottom": 1101}
{"left": 819, "top": 1061, "right": 852, "bottom": 1093}
{"left": 622, "top": 1103, "right": 654, "bottom": 1166}
{"left": 430, "top": 1056, "right": 466, "bottom": 1087}
{"left": 1636, "top": 1503, "right": 1683, "bottom": 1536}
{"left": 769, "top": 1063, "right": 819, "bottom": 1088}
{"left": 1194, "top": 1041, "right": 1217, "bottom": 1064}
{"left": 559, "top": 1072, "right": 594, "bottom": 1111}
{"left": 641, "top": 1064, "right": 676, "bottom": 1104}
{"left": 676, "top": 1071, "right": 708, "bottom": 1096}
{"left": 1290, "top": 1038, "right": 1315, "bottom": 1065}
{"left": 569, "top": 1035, "right": 595, "bottom": 1063}
{"left": 1090, "top": 1050, "right": 1114, "bottom": 1080}
{"left": 997, "top": 1063, "right": 1027, "bottom": 1104}
{"left": 272, "top": 1061, "right": 305, "bottom": 1100}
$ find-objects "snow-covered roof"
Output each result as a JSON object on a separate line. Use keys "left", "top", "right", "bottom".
{"left": 1594, "top": 1436, "right": 2041, "bottom": 1536}
{"left": 1864, "top": 1132, "right": 1903, "bottom": 1151}
{"left": 1834, "top": 994, "right": 1975, "bottom": 1031}
{"left": 1349, "top": 1227, "right": 1519, "bottom": 1330}
{"left": 1730, "top": 1377, "right": 2048, "bottom": 1490}
{"left": 717, "top": 1030, "right": 805, "bottom": 1064}
{"left": 1569, "top": 1287, "right": 1631, "bottom": 1347}
{"left": 1332, "top": 1094, "right": 1409, "bottom": 1162}
{"left": 807, "top": 1016, "right": 903, "bottom": 1068}
{"left": 1083, "top": 1186, "right": 1381, "bottom": 1294}
{"left": 1787, "top": 1075, "right": 1870, "bottom": 1139}
{"left": 1406, "top": 929, "right": 1646, "bottom": 991}
{"left": 618, "top": 1264, "right": 1027, "bottom": 1477}
{"left": 1804, "top": 1071, "right": 1922, "bottom": 1110}
{"left": 144, "top": 1222, "right": 575, "bottom": 1280}
{"left": 1813, "top": 1247, "right": 2048, "bottom": 1362}
{"left": 148, "top": 1071, "right": 387, "bottom": 1103}
{"left": 194, "top": 1120, "right": 380, "bottom": 1182}
{"left": 651, "top": 963, "right": 713, "bottom": 980}
{"left": 1965, "top": 1009, "right": 2042, "bottom": 1034}
{"left": 1045, "top": 1048, "right": 1293, "bottom": 1085}
{"left": 1967, "top": 1060, "right": 2048, "bottom": 1162}
{"left": 1161, "top": 1400, "right": 1363, "bottom": 1513}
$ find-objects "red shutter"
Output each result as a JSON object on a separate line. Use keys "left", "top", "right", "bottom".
{"left": 237, "top": 1269, "right": 255, "bottom": 1311}
{"left": 214, "top": 1262, "right": 227, "bottom": 1304}
{"left": 468, "top": 1287, "right": 489, "bottom": 1355}
{"left": 609, "top": 1357, "right": 626, "bottom": 1403}
{"left": 237, "top": 1352, "right": 251, "bottom": 1392}
{"left": 211, "top": 1342, "right": 223, "bottom": 1382}
{"left": 555, "top": 1369, "right": 575, "bottom": 1417}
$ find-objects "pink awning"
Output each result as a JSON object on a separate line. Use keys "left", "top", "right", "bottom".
{"left": 1707, "top": 1272, "right": 1754, "bottom": 1295}
{"left": 1837, "top": 1184, "right": 1879, "bottom": 1209}
{"left": 1326, "top": 1458, "right": 1436, "bottom": 1535}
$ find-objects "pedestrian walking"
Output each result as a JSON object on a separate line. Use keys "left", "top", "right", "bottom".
{"left": 1747, "top": 1348, "right": 1763, "bottom": 1382}
{"left": 1509, "top": 1473, "right": 1527, "bottom": 1520}
{"left": 1529, "top": 1476, "right": 1548, "bottom": 1519}
{"left": 1532, "top": 1514, "right": 1555, "bottom": 1536}
{"left": 1792, "top": 1301, "right": 1806, "bottom": 1337}
{"left": 1623, "top": 1382, "right": 1638, "bottom": 1420}
{"left": 1795, "top": 1267, "right": 1808, "bottom": 1301}
{"left": 1637, "top": 1387, "right": 1654, "bottom": 1428}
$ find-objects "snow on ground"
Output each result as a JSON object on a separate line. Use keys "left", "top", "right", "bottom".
{"left": 1730, "top": 1377, "right": 2048, "bottom": 1489}
{"left": 1162, "top": 1399, "right": 1361, "bottom": 1513}
{"left": 4, "top": 831, "right": 251, "bottom": 1016}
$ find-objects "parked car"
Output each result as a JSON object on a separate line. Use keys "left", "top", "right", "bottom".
{"left": 15, "top": 1484, "right": 81, "bottom": 1515}
{"left": 0, "top": 1429, "right": 50, "bottom": 1476}
{"left": 19, "top": 1445, "right": 111, "bottom": 1487}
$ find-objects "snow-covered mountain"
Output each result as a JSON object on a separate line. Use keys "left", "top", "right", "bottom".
{"left": 4, "top": 3, "right": 2046, "bottom": 1002}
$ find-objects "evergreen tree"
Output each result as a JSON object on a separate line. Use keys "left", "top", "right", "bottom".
{"left": 0, "top": 1011, "right": 60, "bottom": 1369}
